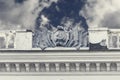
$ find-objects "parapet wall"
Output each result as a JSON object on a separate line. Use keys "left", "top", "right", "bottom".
{"left": 0, "top": 28, "right": 120, "bottom": 50}
{"left": 89, "top": 28, "right": 120, "bottom": 50}
{"left": 0, "top": 30, "right": 32, "bottom": 50}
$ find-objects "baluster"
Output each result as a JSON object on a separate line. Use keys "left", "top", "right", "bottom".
{"left": 35, "top": 63, "right": 39, "bottom": 72}
{"left": 55, "top": 63, "right": 59, "bottom": 72}
{"left": 106, "top": 63, "right": 110, "bottom": 72}
{"left": 76, "top": 63, "right": 80, "bottom": 71}
{"left": 46, "top": 63, "right": 49, "bottom": 72}
{"left": 66, "top": 63, "right": 69, "bottom": 72}
{"left": 86, "top": 63, "right": 90, "bottom": 72}
{"left": 25, "top": 63, "right": 29, "bottom": 72}
{"left": 117, "top": 63, "right": 120, "bottom": 72}
{"left": 6, "top": 63, "right": 10, "bottom": 72}
{"left": 96, "top": 63, "right": 100, "bottom": 72}
{"left": 15, "top": 63, "right": 20, "bottom": 72}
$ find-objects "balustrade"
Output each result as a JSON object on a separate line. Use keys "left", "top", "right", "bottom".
{"left": 0, "top": 62, "right": 119, "bottom": 72}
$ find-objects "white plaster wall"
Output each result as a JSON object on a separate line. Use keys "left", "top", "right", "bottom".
{"left": 15, "top": 32, "right": 32, "bottom": 50}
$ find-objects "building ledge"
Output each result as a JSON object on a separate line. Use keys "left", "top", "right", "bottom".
{"left": 0, "top": 72, "right": 120, "bottom": 76}
{"left": 0, "top": 52, "right": 118, "bottom": 75}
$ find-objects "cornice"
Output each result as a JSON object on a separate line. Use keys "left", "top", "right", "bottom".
{"left": 0, "top": 52, "right": 119, "bottom": 76}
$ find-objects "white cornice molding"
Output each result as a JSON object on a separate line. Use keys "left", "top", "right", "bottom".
{"left": 0, "top": 52, "right": 119, "bottom": 76}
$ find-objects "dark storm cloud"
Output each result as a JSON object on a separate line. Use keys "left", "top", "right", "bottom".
{"left": 36, "top": 0, "right": 88, "bottom": 30}
{"left": 14, "top": 0, "right": 26, "bottom": 3}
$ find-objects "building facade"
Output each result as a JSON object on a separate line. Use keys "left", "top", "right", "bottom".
{"left": 0, "top": 28, "right": 120, "bottom": 80}
{"left": 0, "top": 27, "right": 120, "bottom": 51}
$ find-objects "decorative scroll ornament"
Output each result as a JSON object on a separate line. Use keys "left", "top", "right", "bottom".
{"left": 50, "top": 26, "right": 69, "bottom": 47}
{"left": 33, "top": 25, "right": 88, "bottom": 50}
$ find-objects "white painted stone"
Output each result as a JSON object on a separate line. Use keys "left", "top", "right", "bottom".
{"left": 89, "top": 28, "right": 108, "bottom": 45}
{"left": 15, "top": 31, "right": 32, "bottom": 50}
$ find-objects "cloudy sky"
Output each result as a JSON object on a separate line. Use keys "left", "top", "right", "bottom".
{"left": 0, "top": 0, "right": 58, "bottom": 30}
{"left": 0, "top": 0, "right": 120, "bottom": 30}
